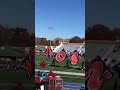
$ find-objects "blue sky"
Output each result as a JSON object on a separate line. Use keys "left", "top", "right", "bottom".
{"left": 35, "top": 0, "right": 85, "bottom": 40}
{"left": 0, "top": 0, "right": 34, "bottom": 33}
{"left": 86, "top": 0, "right": 120, "bottom": 29}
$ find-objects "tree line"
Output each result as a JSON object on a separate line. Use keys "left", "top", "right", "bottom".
{"left": 0, "top": 25, "right": 34, "bottom": 47}
{"left": 35, "top": 36, "right": 84, "bottom": 46}
{"left": 86, "top": 24, "right": 120, "bottom": 40}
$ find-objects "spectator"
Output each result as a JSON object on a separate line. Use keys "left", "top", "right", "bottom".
{"left": 35, "top": 77, "right": 41, "bottom": 90}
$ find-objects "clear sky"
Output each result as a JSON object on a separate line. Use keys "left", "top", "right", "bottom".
{"left": 0, "top": 0, "right": 34, "bottom": 33}
{"left": 86, "top": 0, "right": 120, "bottom": 29}
{"left": 35, "top": 0, "right": 85, "bottom": 40}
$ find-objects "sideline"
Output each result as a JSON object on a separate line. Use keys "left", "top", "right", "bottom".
{"left": 35, "top": 69, "right": 85, "bottom": 76}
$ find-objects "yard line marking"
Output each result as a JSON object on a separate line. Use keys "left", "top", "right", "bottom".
{"left": 59, "top": 75, "right": 85, "bottom": 79}
{"left": 63, "top": 82, "right": 84, "bottom": 85}
{"left": 35, "top": 69, "right": 85, "bottom": 76}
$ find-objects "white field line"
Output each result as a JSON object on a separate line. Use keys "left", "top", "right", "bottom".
{"left": 35, "top": 69, "right": 85, "bottom": 76}
{"left": 60, "top": 75, "right": 85, "bottom": 79}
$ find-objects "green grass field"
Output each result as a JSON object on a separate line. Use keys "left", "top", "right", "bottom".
{"left": 0, "top": 55, "right": 119, "bottom": 90}
{"left": 100, "top": 73, "right": 120, "bottom": 90}
{"left": 0, "top": 70, "right": 34, "bottom": 90}
{"left": 55, "top": 74, "right": 85, "bottom": 83}
{"left": 35, "top": 55, "right": 120, "bottom": 89}
{"left": 35, "top": 55, "right": 85, "bottom": 73}
{"left": 35, "top": 55, "right": 85, "bottom": 84}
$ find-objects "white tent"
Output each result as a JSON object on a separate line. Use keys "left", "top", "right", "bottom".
{"left": 53, "top": 43, "right": 84, "bottom": 53}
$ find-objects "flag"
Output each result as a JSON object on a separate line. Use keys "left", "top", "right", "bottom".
{"left": 44, "top": 46, "right": 53, "bottom": 58}
{"left": 70, "top": 50, "right": 81, "bottom": 65}
{"left": 85, "top": 56, "right": 113, "bottom": 90}
{"left": 23, "top": 49, "right": 35, "bottom": 78}
{"left": 23, "top": 63, "right": 32, "bottom": 78}
{"left": 29, "top": 50, "right": 35, "bottom": 71}
{"left": 55, "top": 49, "right": 67, "bottom": 62}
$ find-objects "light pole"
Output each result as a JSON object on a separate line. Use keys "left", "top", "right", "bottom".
{"left": 48, "top": 26, "right": 54, "bottom": 46}
{"left": 50, "top": 39, "right": 51, "bottom": 46}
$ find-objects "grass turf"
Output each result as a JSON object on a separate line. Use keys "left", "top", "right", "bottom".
{"left": 55, "top": 74, "right": 85, "bottom": 84}
{"left": 100, "top": 73, "right": 120, "bottom": 90}
{"left": 35, "top": 56, "right": 120, "bottom": 89}
{"left": 35, "top": 55, "right": 85, "bottom": 73}
{"left": 0, "top": 70, "right": 34, "bottom": 90}
{"left": 35, "top": 55, "right": 85, "bottom": 84}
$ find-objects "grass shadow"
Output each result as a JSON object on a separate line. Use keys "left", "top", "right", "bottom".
{"left": 49, "top": 65, "right": 61, "bottom": 67}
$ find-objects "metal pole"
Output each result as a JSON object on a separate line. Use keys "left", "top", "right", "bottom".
{"left": 48, "top": 26, "right": 54, "bottom": 46}
{"left": 50, "top": 39, "right": 51, "bottom": 46}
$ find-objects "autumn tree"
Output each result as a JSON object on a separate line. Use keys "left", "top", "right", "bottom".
{"left": 69, "top": 36, "right": 83, "bottom": 43}
{"left": 112, "top": 28, "right": 120, "bottom": 40}
{"left": 86, "top": 24, "right": 112, "bottom": 40}
{"left": 0, "top": 25, "right": 34, "bottom": 47}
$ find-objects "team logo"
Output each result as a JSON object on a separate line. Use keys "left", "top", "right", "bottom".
{"left": 55, "top": 49, "right": 67, "bottom": 62}
{"left": 70, "top": 50, "right": 81, "bottom": 65}
{"left": 85, "top": 56, "right": 113, "bottom": 90}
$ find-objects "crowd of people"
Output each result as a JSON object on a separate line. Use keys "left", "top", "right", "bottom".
{"left": 0, "top": 58, "right": 23, "bottom": 71}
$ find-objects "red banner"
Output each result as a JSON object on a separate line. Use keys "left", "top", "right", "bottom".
{"left": 55, "top": 49, "right": 67, "bottom": 62}
{"left": 70, "top": 50, "right": 81, "bottom": 65}
{"left": 45, "top": 46, "right": 53, "bottom": 58}
{"left": 85, "top": 56, "right": 113, "bottom": 90}
{"left": 23, "top": 49, "right": 35, "bottom": 78}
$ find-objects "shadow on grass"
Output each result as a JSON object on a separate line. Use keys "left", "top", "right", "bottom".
{"left": 75, "top": 67, "right": 81, "bottom": 70}
{"left": 49, "top": 65, "right": 61, "bottom": 67}
{"left": 64, "top": 66, "right": 74, "bottom": 69}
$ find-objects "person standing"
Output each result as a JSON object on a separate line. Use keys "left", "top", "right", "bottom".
{"left": 40, "top": 61, "right": 46, "bottom": 71}
{"left": 66, "top": 59, "right": 69, "bottom": 68}
{"left": 51, "top": 55, "right": 56, "bottom": 66}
